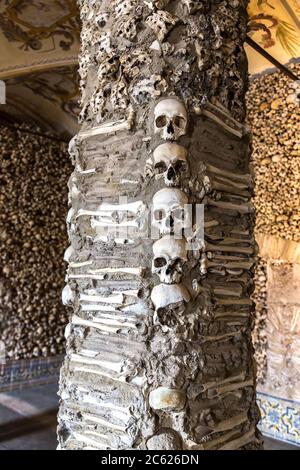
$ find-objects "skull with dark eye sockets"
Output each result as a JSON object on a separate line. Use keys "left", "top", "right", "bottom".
{"left": 152, "top": 143, "right": 189, "bottom": 187}
{"left": 154, "top": 98, "right": 188, "bottom": 141}
{"left": 152, "top": 188, "right": 191, "bottom": 236}
{"left": 152, "top": 236, "right": 187, "bottom": 284}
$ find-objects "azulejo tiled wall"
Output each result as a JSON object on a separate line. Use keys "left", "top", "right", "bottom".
{"left": 257, "top": 392, "right": 300, "bottom": 446}
{"left": 0, "top": 355, "right": 63, "bottom": 393}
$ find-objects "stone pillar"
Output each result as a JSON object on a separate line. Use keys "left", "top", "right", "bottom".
{"left": 58, "top": 0, "right": 262, "bottom": 450}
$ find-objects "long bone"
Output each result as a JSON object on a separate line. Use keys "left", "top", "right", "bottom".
{"left": 80, "top": 293, "right": 130, "bottom": 305}
{"left": 214, "top": 310, "right": 250, "bottom": 319}
{"left": 81, "top": 412, "right": 126, "bottom": 433}
{"left": 71, "top": 315, "right": 137, "bottom": 334}
{"left": 210, "top": 180, "right": 250, "bottom": 197}
{"left": 190, "top": 429, "right": 240, "bottom": 450}
{"left": 72, "top": 433, "right": 109, "bottom": 450}
{"left": 206, "top": 198, "right": 254, "bottom": 214}
{"left": 205, "top": 259, "right": 254, "bottom": 271}
{"left": 79, "top": 309, "right": 139, "bottom": 324}
{"left": 208, "top": 378, "right": 254, "bottom": 399}
{"left": 69, "top": 260, "right": 93, "bottom": 268}
{"left": 73, "top": 366, "right": 144, "bottom": 388}
{"left": 78, "top": 112, "right": 135, "bottom": 141}
{"left": 213, "top": 286, "right": 244, "bottom": 297}
{"left": 205, "top": 243, "right": 254, "bottom": 255}
{"left": 77, "top": 201, "right": 147, "bottom": 230}
{"left": 201, "top": 330, "right": 245, "bottom": 343}
{"left": 210, "top": 175, "right": 250, "bottom": 190}
{"left": 217, "top": 298, "right": 253, "bottom": 306}
{"left": 200, "top": 411, "right": 249, "bottom": 435}
{"left": 205, "top": 235, "right": 254, "bottom": 244}
{"left": 206, "top": 164, "right": 251, "bottom": 184}
{"left": 70, "top": 354, "right": 135, "bottom": 379}
{"left": 88, "top": 267, "right": 145, "bottom": 276}
{"left": 194, "top": 100, "right": 249, "bottom": 139}
{"left": 206, "top": 252, "right": 255, "bottom": 264}
{"left": 68, "top": 267, "right": 145, "bottom": 282}
{"left": 199, "top": 371, "right": 246, "bottom": 393}
{"left": 219, "top": 427, "right": 256, "bottom": 450}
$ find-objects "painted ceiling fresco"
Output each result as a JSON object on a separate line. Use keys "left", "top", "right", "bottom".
{"left": 248, "top": 0, "right": 300, "bottom": 73}
{"left": 0, "top": 0, "right": 80, "bottom": 137}
{"left": 0, "top": 0, "right": 299, "bottom": 137}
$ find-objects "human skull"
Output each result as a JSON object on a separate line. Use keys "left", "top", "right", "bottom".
{"left": 151, "top": 283, "right": 191, "bottom": 326}
{"left": 152, "top": 143, "right": 188, "bottom": 187}
{"left": 154, "top": 98, "right": 188, "bottom": 141}
{"left": 152, "top": 188, "right": 190, "bottom": 236}
{"left": 152, "top": 236, "right": 187, "bottom": 284}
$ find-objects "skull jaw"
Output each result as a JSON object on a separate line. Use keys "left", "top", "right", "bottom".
{"left": 154, "top": 301, "right": 186, "bottom": 328}
{"left": 161, "top": 128, "right": 181, "bottom": 141}
{"left": 158, "top": 222, "right": 188, "bottom": 237}
{"left": 154, "top": 173, "right": 180, "bottom": 187}
{"left": 164, "top": 174, "right": 181, "bottom": 187}
{"left": 158, "top": 270, "right": 182, "bottom": 285}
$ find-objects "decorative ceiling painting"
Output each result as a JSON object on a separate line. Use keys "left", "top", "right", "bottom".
{"left": 0, "top": 0, "right": 80, "bottom": 137}
{"left": 0, "top": 0, "right": 299, "bottom": 137}
{"left": 3, "top": 64, "right": 80, "bottom": 137}
{"left": 0, "top": 0, "right": 80, "bottom": 76}
{"left": 247, "top": 0, "right": 300, "bottom": 74}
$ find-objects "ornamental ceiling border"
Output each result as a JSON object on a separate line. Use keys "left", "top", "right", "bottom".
{"left": 0, "top": 0, "right": 80, "bottom": 52}
{"left": 0, "top": 55, "right": 78, "bottom": 80}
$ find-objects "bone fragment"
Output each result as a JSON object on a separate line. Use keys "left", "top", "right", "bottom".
{"left": 206, "top": 198, "right": 254, "bottom": 214}
{"left": 78, "top": 114, "right": 135, "bottom": 141}
{"left": 219, "top": 427, "right": 256, "bottom": 450}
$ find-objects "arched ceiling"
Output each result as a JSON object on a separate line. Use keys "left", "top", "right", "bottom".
{"left": 0, "top": 0, "right": 299, "bottom": 139}
{"left": 0, "top": 0, "right": 80, "bottom": 138}
{"left": 248, "top": 0, "right": 300, "bottom": 74}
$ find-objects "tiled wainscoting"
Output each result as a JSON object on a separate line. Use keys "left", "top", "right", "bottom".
{"left": 0, "top": 356, "right": 63, "bottom": 393}
{"left": 1, "top": 356, "right": 299, "bottom": 447}
{"left": 257, "top": 392, "right": 300, "bottom": 446}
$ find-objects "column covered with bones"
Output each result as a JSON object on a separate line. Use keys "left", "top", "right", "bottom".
{"left": 58, "top": 0, "right": 263, "bottom": 450}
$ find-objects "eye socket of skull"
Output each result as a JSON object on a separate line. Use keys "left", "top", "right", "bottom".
{"left": 174, "top": 160, "right": 186, "bottom": 172}
{"left": 156, "top": 115, "right": 167, "bottom": 128}
{"left": 154, "top": 162, "right": 168, "bottom": 174}
{"left": 173, "top": 115, "right": 186, "bottom": 129}
{"left": 173, "top": 257, "right": 182, "bottom": 269}
{"left": 154, "top": 208, "right": 166, "bottom": 221}
{"left": 173, "top": 207, "right": 185, "bottom": 222}
{"left": 154, "top": 257, "right": 167, "bottom": 268}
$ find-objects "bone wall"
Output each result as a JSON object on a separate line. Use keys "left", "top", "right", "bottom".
{"left": 0, "top": 125, "right": 71, "bottom": 359}
{"left": 247, "top": 63, "right": 300, "bottom": 383}
{"left": 58, "top": 0, "right": 262, "bottom": 450}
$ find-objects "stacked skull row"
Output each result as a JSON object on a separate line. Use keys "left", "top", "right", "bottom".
{"left": 149, "top": 97, "right": 191, "bottom": 414}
